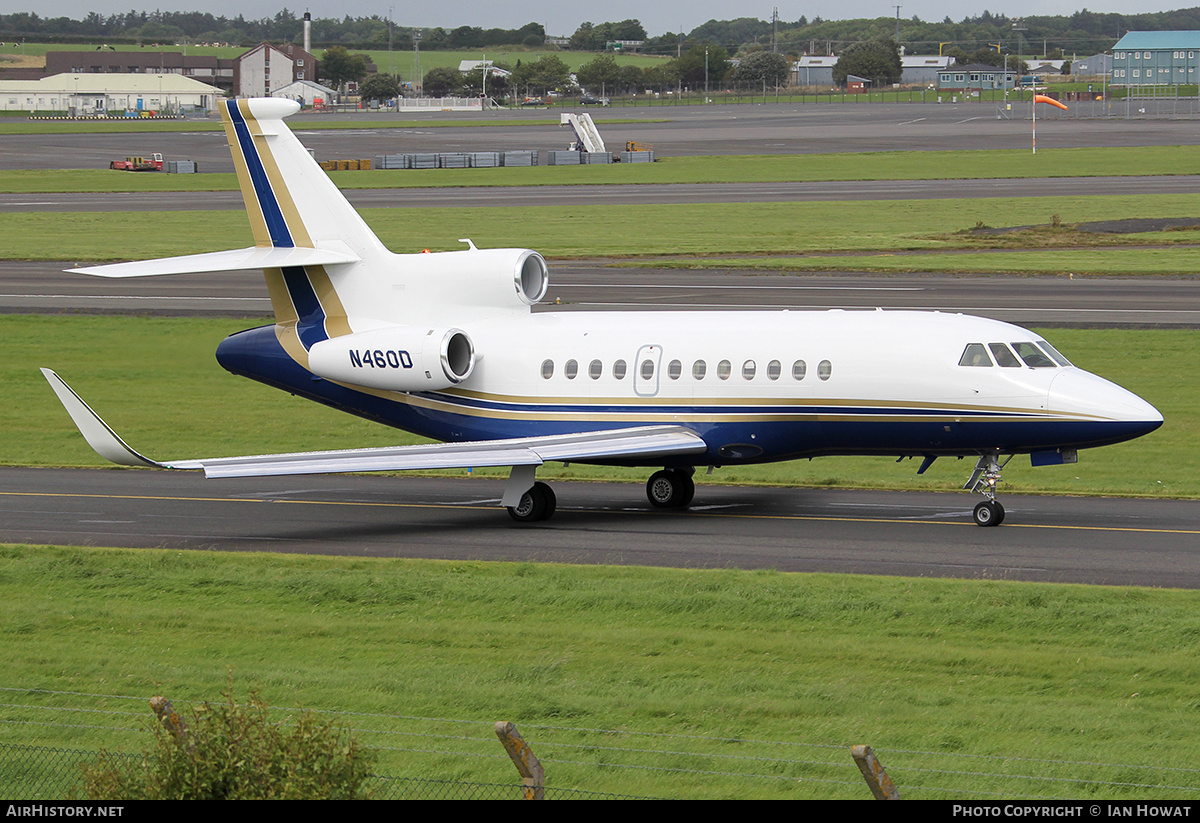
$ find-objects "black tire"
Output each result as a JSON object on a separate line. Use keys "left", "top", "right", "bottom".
{"left": 647, "top": 470, "right": 694, "bottom": 508}
{"left": 507, "top": 481, "right": 556, "bottom": 523}
{"left": 973, "top": 500, "right": 1003, "bottom": 527}
{"left": 675, "top": 472, "right": 696, "bottom": 507}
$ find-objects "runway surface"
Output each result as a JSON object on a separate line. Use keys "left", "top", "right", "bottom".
{"left": 4, "top": 262, "right": 1197, "bottom": 327}
{"left": 5, "top": 103, "right": 1200, "bottom": 172}
{"left": 3, "top": 468, "right": 1197, "bottom": 588}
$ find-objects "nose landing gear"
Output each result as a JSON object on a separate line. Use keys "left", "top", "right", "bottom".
{"left": 965, "top": 452, "right": 1012, "bottom": 527}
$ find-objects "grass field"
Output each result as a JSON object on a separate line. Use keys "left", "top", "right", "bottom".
{"left": 5, "top": 145, "right": 1200, "bottom": 188}
{"left": 8, "top": 194, "right": 1200, "bottom": 274}
{"left": 3, "top": 546, "right": 1199, "bottom": 799}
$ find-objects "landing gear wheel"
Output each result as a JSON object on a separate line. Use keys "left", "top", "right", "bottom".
{"left": 646, "top": 470, "right": 695, "bottom": 509}
{"left": 507, "top": 481, "right": 556, "bottom": 523}
{"left": 973, "top": 500, "right": 1005, "bottom": 527}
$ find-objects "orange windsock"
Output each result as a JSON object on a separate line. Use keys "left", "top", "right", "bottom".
{"left": 1034, "top": 94, "right": 1069, "bottom": 110}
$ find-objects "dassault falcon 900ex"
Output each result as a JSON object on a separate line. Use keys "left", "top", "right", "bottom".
{"left": 43, "top": 97, "right": 1162, "bottom": 527}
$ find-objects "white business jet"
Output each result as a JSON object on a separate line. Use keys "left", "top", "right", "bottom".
{"left": 43, "top": 98, "right": 1162, "bottom": 527}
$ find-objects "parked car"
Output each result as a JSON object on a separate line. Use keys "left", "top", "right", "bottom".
{"left": 580, "top": 96, "right": 610, "bottom": 106}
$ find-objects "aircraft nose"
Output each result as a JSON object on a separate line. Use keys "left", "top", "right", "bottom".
{"left": 1048, "top": 369, "right": 1163, "bottom": 434}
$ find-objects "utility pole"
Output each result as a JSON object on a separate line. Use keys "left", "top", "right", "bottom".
{"left": 894, "top": 5, "right": 902, "bottom": 45}
{"left": 1013, "top": 19, "right": 1027, "bottom": 102}
{"left": 772, "top": 7, "right": 779, "bottom": 53}
{"left": 413, "top": 29, "right": 422, "bottom": 93}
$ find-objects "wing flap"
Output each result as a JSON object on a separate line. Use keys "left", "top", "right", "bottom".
{"left": 42, "top": 369, "right": 708, "bottom": 478}
{"left": 67, "top": 246, "right": 361, "bottom": 278}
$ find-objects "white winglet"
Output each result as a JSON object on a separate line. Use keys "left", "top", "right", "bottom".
{"left": 40, "top": 368, "right": 166, "bottom": 468}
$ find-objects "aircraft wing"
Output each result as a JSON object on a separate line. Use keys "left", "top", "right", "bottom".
{"left": 41, "top": 368, "right": 708, "bottom": 478}
{"left": 67, "top": 246, "right": 360, "bottom": 278}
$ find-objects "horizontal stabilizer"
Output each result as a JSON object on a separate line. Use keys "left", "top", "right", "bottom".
{"left": 67, "top": 246, "right": 361, "bottom": 278}
{"left": 42, "top": 369, "right": 707, "bottom": 478}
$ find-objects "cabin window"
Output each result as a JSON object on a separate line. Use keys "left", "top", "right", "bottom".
{"left": 1037, "top": 340, "right": 1073, "bottom": 367}
{"left": 717, "top": 360, "right": 732, "bottom": 380}
{"left": 641, "top": 359, "right": 655, "bottom": 380}
{"left": 742, "top": 360, "right": 756, "bottom": 380}
{"left": 1012, "top": 342, "right": 1056, "bottom": 368}
{"left": 613, "top": 359, "right": 627, "bottom": 379}
{"left": 589, "top": 359, "right": 602, "bottom": 379}
{"left": 541, "top": 359, "right": 554, "bottom": 378}
{"left": 958, "top": 344, "right": 992, "bottom": 367}
{"left": 818, "top": 360, "right": 832, "bottom": 381}
{"left": 767, "top": 360, "right": 782, "bottom": 380}
{"left": 668, "top": 359, "right": 682, "bottom": 380}
{"left": 792, "top": 360, "right": 807, "bottom": 380}
{"left": 565, "top": 359, "right": 578, "bottom": 379}
{"left": 988, "top": 342, "right": 1022, "bottom": 368}
{"left": 692, "top": 360, "right": 707, "bottom": 380}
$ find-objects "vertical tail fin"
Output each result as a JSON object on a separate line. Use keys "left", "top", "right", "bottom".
{"left": 220, "top": 98, "right": 387, "bottom": 262}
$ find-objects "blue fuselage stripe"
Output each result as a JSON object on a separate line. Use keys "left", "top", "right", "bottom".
{"left": 280, "top": 266, "right": 328, "bottom": 350}
{"left": 226, "top": 100, "right": 293, "bottom": 248}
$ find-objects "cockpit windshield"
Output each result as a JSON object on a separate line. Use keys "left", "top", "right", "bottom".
{"left": 1011, "top": 342, "right": 1056, "bottom": 368}
{"left": 1036, "top": 339, "right": 1073, "bottom": 367}
{"left": 960, "top": 341, "right": 1070, "bottom": 369}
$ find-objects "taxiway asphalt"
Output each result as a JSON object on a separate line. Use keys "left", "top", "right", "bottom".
{"left": 5, "top": 102, "right": 1200, "bottom": 171}
{"left": 3, "top": 262, "right": 1197, "bottom": 327}
{"left": 3, "top": 468, "right": 1197, "bottom": 588}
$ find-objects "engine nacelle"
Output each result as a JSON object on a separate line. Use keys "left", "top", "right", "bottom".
{"left": 307, "top": 326, "right": 475, "bottom": 391}
{"left": 398, "top": 248, "right": 548, "bottom": 311}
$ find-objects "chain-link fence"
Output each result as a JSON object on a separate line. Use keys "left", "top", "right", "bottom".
{"left": 5, "top": 687, "right": 1200, "bottom": 800}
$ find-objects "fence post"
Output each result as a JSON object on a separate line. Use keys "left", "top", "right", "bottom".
{"left": 150, "top": 696, "right": 190, "bottom": 750}
{"left": 851, "top": 744, "right": 900, "bottom": 799}
{"left": 495, "top": 721, "right": 545, "bottom": 800}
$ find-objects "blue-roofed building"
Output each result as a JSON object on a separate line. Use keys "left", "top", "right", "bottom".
{"left": 1111, "top": 31, "right": 1200, "bottom": 86}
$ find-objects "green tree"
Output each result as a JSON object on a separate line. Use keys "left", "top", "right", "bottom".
{"left": 81, "top": 688, "right": 375, "bottom": 800}
{"left": 319, "top": 45, "right": 368, "bottom": 92}
{"left": 569, "top": 21, "right": 600, "bottom": 51}
{"left": 673, "top": 43, "right": 731, "bottom": 90}
{"left": 576, "top": 54, "right": 622, "bottom": 93}
{"left": 832, "top": 38, "right": 902, "bottom": 88}
{"left": 511, "top": 54, "right": 571, "bottom": 95}
{"left": 422, "top": 66, "right": 462, "bottom": 96}
{"left": 358, "top": 73, "right": 402, "bottom": 103}
{"left": 730, "top": 51, "right": 790, "bottom": 88}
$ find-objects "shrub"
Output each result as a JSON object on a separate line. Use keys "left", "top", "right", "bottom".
{"left": 81, "top": 687, "right": 375, "bottom": 800}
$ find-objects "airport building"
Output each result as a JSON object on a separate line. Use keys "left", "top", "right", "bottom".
{"left": 1071, "top": 53, "right": 1112, "bottom": 77}
{"left": 270, "top": 79, "right": 338, "bottom": 107}
{"left": 1111, "top": 31, "right": 1200, "bottom": 86}
{"left": 0, "top": 73, "right": 221, "bottom": 114}
{"left": 235, "top": 42, "right": 317, "bottom": 97}
{"left": 936, "top": 64, "right": 1018, "bottom": 90}
{"left": 45, "top": 50, "right": 235, "bottom": 94}
{"left": 793, "top": 54, "right": 954, "bottom": 88}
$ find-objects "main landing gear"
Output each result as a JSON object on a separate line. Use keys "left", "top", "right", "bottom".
{"left": 506, "top": 481, "right": 556, "bottom": 523}
{"left": 646, "top": 468, "right": 695, "bottom": 509}
{"left": 965, "top": 452, "right": 1013, "bottom": 527}
{"left": 505, "top": 467, "right": 698, "bottom": 523}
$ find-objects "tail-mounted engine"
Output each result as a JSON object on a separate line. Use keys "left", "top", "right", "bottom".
{"left": 307, "top": 325, "right": 475, "bottom": 391}
{"left": 394, "top": 247, "right": 548, "bottom": 312}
